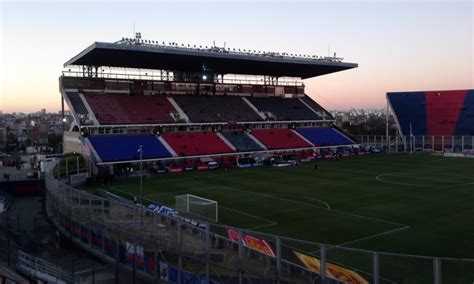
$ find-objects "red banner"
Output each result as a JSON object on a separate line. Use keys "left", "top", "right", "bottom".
{"left": 227, "top": 228, "right": 276, "bottom": 257}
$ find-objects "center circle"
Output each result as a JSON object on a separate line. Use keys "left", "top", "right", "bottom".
{"left": 375, "top": 172, "right": 474, "bottom": 187}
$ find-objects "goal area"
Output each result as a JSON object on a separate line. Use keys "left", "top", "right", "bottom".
{"left": 175, "top": 194, "right": 218, "bottom": 222}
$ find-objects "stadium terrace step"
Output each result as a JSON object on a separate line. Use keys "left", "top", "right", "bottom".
{"left": 220, "top": 131, "right": 265, "bottom": 152}
{"left": 172, "top": 95, "right": 262, "bottom": 123}
{"left": 83, "top": 92, "right": 178, "bottom": 125}
{"left": 300, "top": 95, "right": 333, "bottom": 120}
{"left": 88, "top": 134, "right": 172, "bottom": 162}
{"left": 296, "top": 127, "right": 355, "bottom": 146}
{"left": 65, "top": 92, "right": 89, "bottom": 115}
{"left": 161, "top": 131, "right": 235, "bottom": 156}
{"left": 247, "top": 96, "right": 320, "bottom": 121}
{"left": 250, "top": 129, "right": 313, "bottom": 150}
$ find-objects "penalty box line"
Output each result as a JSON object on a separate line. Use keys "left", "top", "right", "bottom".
{"left": 218, "top": 185, "right": 408, "bottom": 228}
{"left": 144, "top": 185, "right": 278, "bottom": 230}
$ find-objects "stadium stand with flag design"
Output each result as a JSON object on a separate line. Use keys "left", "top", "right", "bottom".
{"left": 388, "top": 89, "right": 474, "bottom": 137}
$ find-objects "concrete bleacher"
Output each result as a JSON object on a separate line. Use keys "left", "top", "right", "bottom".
{"left": 300, "top": 95, "right": 333, "bottom": 120}
{"left": 296, "top": 127, "right": 355, "bottom": 146}
{"left": 88, "top": 135, "right": 172, "bottom": 162}
{"left": 161, "top": 131, "right": 235, "bottom": 156}
{"left": 250, "top": 129, "right": 312, "bottom": 150}
{"left": 247, "top": 97, "right": 318, "bottom": 121}
{"left": 172, "top": 95, "right": 262, "bottom": 122}
{"left": 83, "top": 93, "right": 177, "bottom": 124}
{"left": 65, "top": 92, "right": 89, "bottom": 115}
{"left": 221, "top": 131, "right": 264, "bottom": 152}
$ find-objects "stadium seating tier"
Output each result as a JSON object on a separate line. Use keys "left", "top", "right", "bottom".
{"left": 65, "top": 92, "right": 89, "bottom": 115}
{"left": 172, "top": 95, "right": 262, "bottom": 122}
{"left": 220, "top": 131, "right": 264, "bottom": 152}
{"left": 250, "top": 129, "right": 312, "bottom": 150}
{"left": 83, "top": 93, "right": 177, "bottom": 124}
{"left": 247, "top": 97, "right": 319, "bottom": 121}
{"left": 161, "top": 131, "right": 235, "bottom": 156}
{"left": 296, "top": 127, "right": 355, "bottom": 146}
{"left": 88, "top": 135, "right": 172, "bottom": 162}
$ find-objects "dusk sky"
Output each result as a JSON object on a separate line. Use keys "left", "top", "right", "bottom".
{"left": 1, "top": 0, "right": 473, "bottom": 113}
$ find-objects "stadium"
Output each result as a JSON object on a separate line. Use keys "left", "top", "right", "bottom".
{"left": 38, "top": 33, "right": 474, "bottom": 284}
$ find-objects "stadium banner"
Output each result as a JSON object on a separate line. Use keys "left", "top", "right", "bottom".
{"left": 170, "top": 167, "right": 183, "bottom": 173}
{"left": 293, "top": 251, "right": 368, "bottom": 284}
{"left": 227, "top": 228, "right": 276, "bottom": 257}
{"left": 159, "top": 262, "right": 168, "bottom": 281}
{"left": 147, "top": 203, "right": 176, "bottom": 216}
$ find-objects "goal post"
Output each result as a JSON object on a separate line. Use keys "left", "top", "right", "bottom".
{"left": 175, "top": 194, "right": 218, "bottom": 222}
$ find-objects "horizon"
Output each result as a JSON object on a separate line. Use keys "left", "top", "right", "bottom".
{"left": 1, "top": 1, "right": 473, "bottom": 113}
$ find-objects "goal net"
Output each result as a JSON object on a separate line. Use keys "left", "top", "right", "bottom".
{"left": 175, "top": 194, "right": 218, "bottom": 222}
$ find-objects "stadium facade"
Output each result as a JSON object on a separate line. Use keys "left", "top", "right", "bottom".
{"left": 60, "top": 35, "right": 359, "bottom": 173}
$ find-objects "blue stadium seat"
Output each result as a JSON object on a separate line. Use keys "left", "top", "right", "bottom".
{"left": 296, "top": 127, "right": 355, "bottom": 146}
{"left": 88, "top": 135, "right": 172, "bottom": 162}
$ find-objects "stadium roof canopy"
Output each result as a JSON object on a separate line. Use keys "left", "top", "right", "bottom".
{"left": 64, "top": 42, "right": 358, "bottom": 79}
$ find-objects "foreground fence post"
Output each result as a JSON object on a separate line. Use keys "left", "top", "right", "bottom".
{"left": 205, "top": 224, "right": 210, "bottom": 283}
{"left": 320, "top": 245, "right": 326, "bottom": 283}
{"left": 434, "top": 257, "right": 441, "bottom": 284}
{"left": 238, "top": 229, "right": 243, "bottom": 284}
{"left": 177, "top": 218, "right": 182, "bottom": 284}
{"left": 372, "top": 252, "right": 379, "bottom": 284}
{"left": 276, "top": 236, "right": 281, "bottom": 281}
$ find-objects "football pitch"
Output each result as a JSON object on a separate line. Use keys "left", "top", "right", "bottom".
{"left": 101, "top": 154, "right": 474, "bottom": 260}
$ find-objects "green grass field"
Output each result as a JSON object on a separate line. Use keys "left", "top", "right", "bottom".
{"left": 91, "top": 154, "right": 474, "bottom": 282}
{"left": 99, "top": 154, "right": 474, "bottom": 259}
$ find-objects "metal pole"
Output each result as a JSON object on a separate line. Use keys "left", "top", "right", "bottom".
{"left": 139, "top": 145, "right": 144, "bottom": 223}
{"left": 372, "top": 252, "right": 379, "bottom": 284}
{"left": 386, "top": 97, "right": 389, "bottom": 150}
{"left": 205, "top": 224, "right": 210, "bottom": 283}
{"left": 238, "top": 229, "right": 244, "bottom": 284}
{"left": 133, "top": 207, "right": 137, "bottom": 284}
{"left": 276, "top": 237, "right": 281, "bottom": 281}
{"left": 177, "top": 219, "right": 182, "bottom": 284}
{"left": 320, "top": 245, "right": 327, "bottom": 283}
{"left": 434, "top": 257, "right": 441, "bottom": 284}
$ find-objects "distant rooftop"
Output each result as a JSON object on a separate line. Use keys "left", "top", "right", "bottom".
{"left": 64, "top": 35, "right": 358, "bottom": 79}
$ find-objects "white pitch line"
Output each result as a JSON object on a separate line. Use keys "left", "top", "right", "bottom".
{"left": 219, "top": 185, "right": 407, "bottom": 227}
{"left": 310, "top": 225, "right": 411, "bottom": 254}
{"left": 271, "top": 194, "right": 330, "bottom": 210}
{"left": 144, "top": 185, "right": 220, "bottom": 198}
{"left": 375, "top": 172, "right": 474, "bottom": 187}
{"left": 219, "top": 205, "right": 277, "bottom": 229}
{"left": 332, "top": 225, "right": 410, "bottom": 248}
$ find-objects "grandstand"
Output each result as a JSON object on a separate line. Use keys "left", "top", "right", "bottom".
{"left": 61, "top": 35, "right": 358, "bottom": 167}
{"left": 54, "top": 35, "right": 368, "bottom": 283}
{"left": 388, "top": 89, "right": 474, "bottom": 137}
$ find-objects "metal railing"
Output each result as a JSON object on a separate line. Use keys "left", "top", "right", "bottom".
{"left": 356, "top": 135, "right": 474, "bottom": 154}
{"left": 17, "top": 250, "right": 85, "bottom": 284}
{"left": 44, "top": 158, "right": 474, "bottom": 283}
